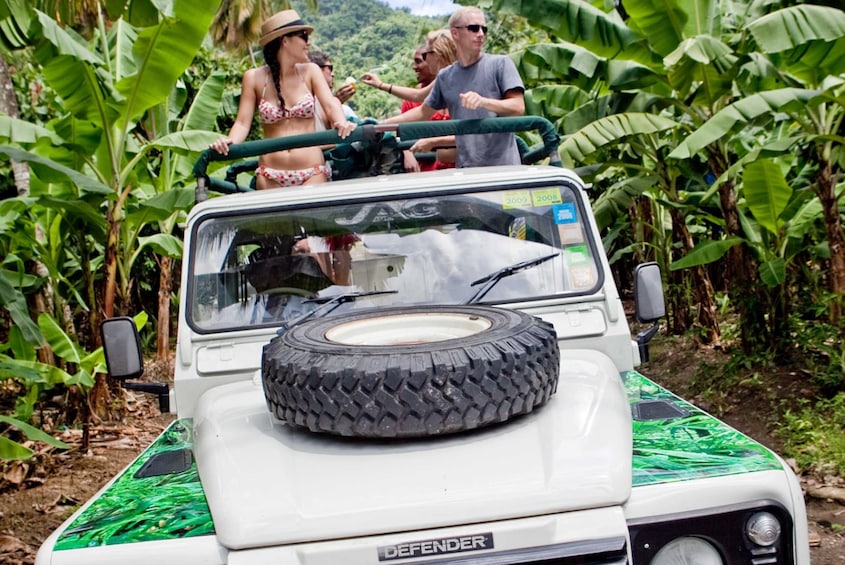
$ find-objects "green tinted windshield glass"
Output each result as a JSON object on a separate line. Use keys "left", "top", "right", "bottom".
{"left": 189, "top": 184, "right": 601, "bottom": 332}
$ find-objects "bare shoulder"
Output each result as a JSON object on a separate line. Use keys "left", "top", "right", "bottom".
{"left": 244, "top": 66, "right": 268, "bottom": 83}
{"left": 295, "top": 62, "right": 320, "bottom": 77}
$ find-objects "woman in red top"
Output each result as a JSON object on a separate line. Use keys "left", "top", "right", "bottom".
{"left": 362, "top": 29, "right": 457, "bottom": 170}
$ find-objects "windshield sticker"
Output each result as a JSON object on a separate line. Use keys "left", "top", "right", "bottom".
{"left": 553, "top": 202, "right": 577, "bottom": 224}
{"left": 54, "top": 419, "right": 214, "bottom": 550}
{"left": 378, "top": 533, "right": 493, "bottom": 561}
{"left": 502, "top": 190, "right": 532, "bottom": 209}
{"left": 624, "top": 372, "right": 781, "bottom": 486}
{"left": 531, "top": 188, "right": 563, "bottom": 207}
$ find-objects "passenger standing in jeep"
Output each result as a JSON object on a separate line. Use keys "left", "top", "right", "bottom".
{"left": 209, "top": 10, "right": 356, "bottom": 189}
{"left": 380, "top": 7, "right": 525, "bottom": 167}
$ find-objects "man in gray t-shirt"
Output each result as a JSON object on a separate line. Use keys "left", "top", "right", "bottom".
{"left": 381, "top": 7, "right": 525, "bottom": 168}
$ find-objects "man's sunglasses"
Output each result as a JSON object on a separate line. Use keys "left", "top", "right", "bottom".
{"left": 319, "top": 64, "right": 334, "bottom": 71}
{"left": 287, "top": 30, "right": 309, "bottom": 41}
{"left": 453, "top": 24, "right": 488, "bottom": 34}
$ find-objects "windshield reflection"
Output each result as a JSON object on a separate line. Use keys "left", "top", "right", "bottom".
{"left": 189, "top": 184, "right": 600, "bottom": 333}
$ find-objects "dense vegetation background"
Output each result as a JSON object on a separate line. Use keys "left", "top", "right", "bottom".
{"left": 0, "top": 0, "right": 844, "bottom": 477}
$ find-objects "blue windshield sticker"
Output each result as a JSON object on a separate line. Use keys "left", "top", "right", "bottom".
{"left": 553, "top": 203, "right": 577, "bottom": 224}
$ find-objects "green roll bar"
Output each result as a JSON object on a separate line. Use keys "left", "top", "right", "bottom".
{"left": 193, "top": 115, "right": 561, "bottom": 202}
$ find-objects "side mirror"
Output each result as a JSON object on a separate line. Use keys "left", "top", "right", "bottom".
{"left": 634, "top": 262, "right": 666, "bottom": 322}
{"left": 633, "top": 262, "right": 666, "bottom": 363}
{"left": 101, "top": 316, "right": 144, "bottom": 380}
{"left": 100, "top": 317, "right": 171, "bottom": 413}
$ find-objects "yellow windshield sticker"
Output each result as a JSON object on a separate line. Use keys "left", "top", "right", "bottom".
{"left": 502, "top": 191, "right": 532, "bottom": 209}
{"left": 531, "top": 188, "right": 563, "bottom": 207}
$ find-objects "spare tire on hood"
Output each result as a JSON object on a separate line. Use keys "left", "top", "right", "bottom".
{"left": 261, "top": 304, "right": 559, "bottom": 438}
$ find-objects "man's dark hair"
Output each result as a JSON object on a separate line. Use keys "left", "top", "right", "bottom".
{"left": 308, "top": 50, "right": 330, "bottom": 67}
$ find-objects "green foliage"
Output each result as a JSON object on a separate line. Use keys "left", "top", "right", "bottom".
{"left": 291, "top": 0, "right": 447, "bottom": 120}
{"left": 779, "top": 393, "right": 845, "bottom": 476}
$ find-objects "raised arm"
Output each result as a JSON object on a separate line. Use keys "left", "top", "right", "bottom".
{"left": 361, "top": 72, "right": 434, "bottom": 103}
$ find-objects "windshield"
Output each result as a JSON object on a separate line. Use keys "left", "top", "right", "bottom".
{"left": 188, "top": 183, "right": 602, "bottom": 333}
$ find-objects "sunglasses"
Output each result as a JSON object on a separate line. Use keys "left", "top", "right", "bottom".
{"left": 454, "top": 24, "right": 488, "bottom": 34}
{"left": 421, "top": 50, "right": 434, "bottom": 61}
{"left": 287, "top": 30, "right": 309, "bottom": 41}
{"left": 319, "top": 64, "right": 334, "bottom": 71}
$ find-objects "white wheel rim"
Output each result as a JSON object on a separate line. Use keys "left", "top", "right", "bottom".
{"left": 324, "top": 312, "right": 493, "bottom": 345}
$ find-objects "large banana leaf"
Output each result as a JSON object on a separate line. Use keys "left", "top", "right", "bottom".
{"left": 664, "top": 35, "right": 736, "bottom": 103}
{"left": 623, "top": 0, "right": 688, "bottom": 56}
{"left": 525, "top": 85, "right": 592, "bottom": 125}
{"left": 747, "top": 5, "right": 845, "bottom": 53}
{"left": 0, "top": 414, "right": 69, "bottom": 449}
{"left": 0, "top": 0, "right": 31, "bottom": 50}
{"left": 0, "top": 270, "right": 42, "bottom": 345}
{"left": 108, "top": 19, "right": 140, "bottom": 83}
{"left": 742, "top": 159, "right": 792, "bottom": 236}
{"left": 514, "top": 42, "right": 605, "bottom": 88}
{"left": 0, "top": 145, "right": 112, "bottom": 194}
{"left": 490, "top": 0, "right": 657, "bottom": 65}
{"left": 116, "top": 0, "right": 218, "bottom": 125}
{"left": 0, "top": 115, "right": 62, "bottom": 145}
{"left": 667, "top": 88, "right": 817, "bottom": 159}
{"left": 766, "top": 37, "right": 845, "bottom": 85}
{"left": 747, "top": 5, "right": 845, "bottom": 83}
{"left": 560, "top": 112, "right": 678, "bottom": 166}
{"left": 669, "top": 236, "right": 743, "bottom": 270}
{"left": 136, "top": 233, "right": 183, "bottom": 260}
{"left": 126, "top": 188, "right": 195, "bottom": 227}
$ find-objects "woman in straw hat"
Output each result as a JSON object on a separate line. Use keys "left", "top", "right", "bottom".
{"left": 210, "top": 10, "right": 356, "bottom": 188}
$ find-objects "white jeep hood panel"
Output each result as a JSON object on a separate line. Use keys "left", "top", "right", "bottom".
{"left": 193, "top": 350, "right": 632, "bottom": 550}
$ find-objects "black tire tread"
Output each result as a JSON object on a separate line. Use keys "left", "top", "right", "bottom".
{"left": 261, "top": 305, "right": 559, "bottom": 438}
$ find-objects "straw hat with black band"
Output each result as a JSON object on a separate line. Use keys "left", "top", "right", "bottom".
{"left": 260, "top": 10, "right": 314, "bottom": 46}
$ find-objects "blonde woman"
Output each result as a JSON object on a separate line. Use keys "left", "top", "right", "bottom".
{"left": 210, "top": 10, "right": 356, "bottom": 188}
{"left": 362, "top": 29, "right": 457, "bottom": 170}
{"left": 361, "top": 29, "right": 456, "bottom": 105}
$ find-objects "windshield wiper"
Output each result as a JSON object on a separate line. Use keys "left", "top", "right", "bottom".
{"left": 464, "top": 252, "right": 560, "bottom": 304}
{"left": 277, "top": 290, "right": 398, "bottom": 334}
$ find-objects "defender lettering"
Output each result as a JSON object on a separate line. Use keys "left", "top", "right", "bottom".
{"left": 378, "top": 533, "right": 493, "bottom": 561}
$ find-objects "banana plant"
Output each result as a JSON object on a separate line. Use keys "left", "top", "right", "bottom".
{"left": 0, "top": 310, "right": 148, "bottom": 459}
{"left": 669, "top": 5, "right": 845, "bottom": 321}
{"left": 0, "top": 0, "right": 219, "bottom": 419}
{"left": 0, "top": 0, "right": 220, "bottom": 333}
{"left": 489, "top": 0, "right": 845, "bottom": 351}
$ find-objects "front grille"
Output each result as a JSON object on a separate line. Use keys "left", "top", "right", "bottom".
{"left": 406, "top": 537, "right": 628, "bottom": 564}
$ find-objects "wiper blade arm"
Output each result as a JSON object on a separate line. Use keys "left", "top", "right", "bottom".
{"left": 277, "top": 290, "right": 397, "bottom": 334}
{"left": 464, "top": 252, "right": 560, "bottom": 304}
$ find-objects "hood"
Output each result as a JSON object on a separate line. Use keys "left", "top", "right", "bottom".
{"left": 193, "top": 350, "right": 632, "bottom": 550}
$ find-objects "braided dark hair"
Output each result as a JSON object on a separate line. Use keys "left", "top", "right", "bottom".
{"left": 262, "top": 37, "right": 285, "bottom": 112}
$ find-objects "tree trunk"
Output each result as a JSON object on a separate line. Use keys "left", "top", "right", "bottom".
{"left": 0, "top": 55, "right": 29, "bottom": 194}
{"left": 669, "top": 207, "right": 720, "bottom": 344}
{"left": 815, "top": 158, "right": 845, "bottom": 324}
{"left": 0, "top": 54, "right": 57, "bottom": 364}
{"left": 708, "top": 149, "right": 768, "bottom": 355}
{"left": 103, "top": 202, "right": 121, "bottom": 321}
{"left": 156, "top": 255, "right": 173, "bottom": 361}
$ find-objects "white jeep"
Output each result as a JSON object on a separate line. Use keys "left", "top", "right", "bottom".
{"left": 36, "top": 118, "right": 810, "bottom": 565}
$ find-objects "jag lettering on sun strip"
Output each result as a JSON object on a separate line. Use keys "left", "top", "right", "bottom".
{"left": 377, "top": 533, "right": 494, "bottom": 561}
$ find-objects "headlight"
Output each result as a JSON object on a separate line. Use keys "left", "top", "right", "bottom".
{"left": 746, "top": 511, "right": 782, "bottom": 546}
{"left": 651, "top": 537, "right": 723, "bottom": 565}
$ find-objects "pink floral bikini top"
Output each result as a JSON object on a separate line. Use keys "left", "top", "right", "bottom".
{"left": 258, "top": 71, "right": 315, "bottom": 124}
